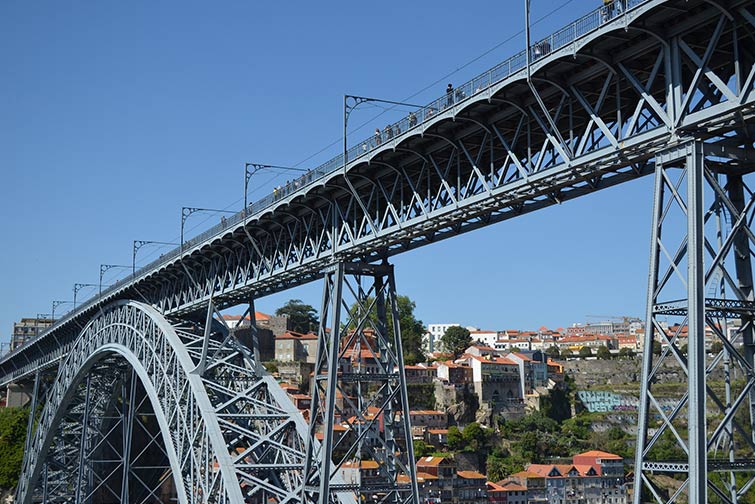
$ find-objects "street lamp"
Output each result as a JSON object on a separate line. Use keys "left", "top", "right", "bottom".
{"left": 342, "top": 94, "right": 423, "bottom": 166}
{"left": 132, "top": 240, "right": 178, "bottom": 275}
{"left": 34, "top": 313, "right": 51, "bottom": 340}
{"left": 244, "top": 163, "right": 307, "bottom": 216}
{"left": 73, "top": 283, "right": 97, "bottom": 310}
{"left": 99, "top": 264, "right": 130, "bottom": 296}
{"left": 181, "top": 207, "right": 236, "bottom": 251}
{"left": 52, "top": 300, "right": 72, "bottom": 321}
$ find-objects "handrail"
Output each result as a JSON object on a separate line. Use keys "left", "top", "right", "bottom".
{"left": 5, "top": 0, "right": 649, "bottom": 361}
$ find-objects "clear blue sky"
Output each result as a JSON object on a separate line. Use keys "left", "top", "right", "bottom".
{"left": 0, "top": 0, "right": 655, "bottom": 344}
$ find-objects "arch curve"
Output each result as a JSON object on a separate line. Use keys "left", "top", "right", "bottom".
{"left": 18, "top": 300, "right": 247, "bottom": 504}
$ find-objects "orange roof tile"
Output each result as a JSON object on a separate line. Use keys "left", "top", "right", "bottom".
{"left": 498, "top": 480, "right": 527, "bottom": 492}
{"left": 575, "top": 450, "right": 623, "bottom": 460}
{"left": 509, "top": 470, "right": 543, "bottom": 479}
{"left": 457, "top": 470, "right": 486, "bottom": 479}
{"left": 416, "top": 456, "right": 451, "bottom": 467}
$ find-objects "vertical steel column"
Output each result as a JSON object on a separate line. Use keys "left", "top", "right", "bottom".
{"left": 120, "top": 370, "right": 137, "bottom": 503}
{"left": 75, "top": 375, "right": 93, "bottom": 504}
{"left": 302, "top": 262, "right": 345, "bottom": 504}
{"left": 386, "top": 266, "right": 420, "bottom": 503}
{"left": 248, "top": 296, "right": 262, "bottom": 374}
{"left": 633, "top": 158, "right": 665, "bottom": 504}
{"left": 687, "top": 141, "right": 707, "bottom": 504}
{"left": 303, "top": 261, "right": 419, "bottom": 504}
{"left": 319, "top": 263, "right": 344, "bottom": 504}
{"left": 727, "top": 173, "right": 755, "bottom": 445}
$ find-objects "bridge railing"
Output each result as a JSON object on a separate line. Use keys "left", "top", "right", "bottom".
{"left": 7, "top": 0, "right": 651, "bottom": 360}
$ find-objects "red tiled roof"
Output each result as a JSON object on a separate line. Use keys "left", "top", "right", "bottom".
{"left": 498, "top": 480, "right": 527, "bottom": 492}
{"left": 509, "top": 470, "right": 543, "bottom": 479}
{"left": 416, "top": 456, "right": 451, "bottom": 467}
{"left": 575, "top": 450, "right": 623, "bottom": 460}
{"left": 223, "top": 311, "right": 271, "bottom": 321}
{"left": 457, "top": 470, "right": 486, "bottom": 479}
{"left": 276, "top": 331, "right": 317, "bottom": 340}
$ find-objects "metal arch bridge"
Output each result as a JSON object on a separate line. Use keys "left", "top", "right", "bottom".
{"left": 3, "top": 0, "right": 755, "bottom": 502}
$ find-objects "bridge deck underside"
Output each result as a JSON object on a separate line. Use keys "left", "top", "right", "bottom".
{"left": 2, "top": 0, "right": 755, "bottom": 386}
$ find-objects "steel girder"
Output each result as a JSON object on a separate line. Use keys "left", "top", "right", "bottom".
{"left": 635, "top": 141, "right": 755, "bottom": 503}
{"left": 4, "top": 0, "right": 755, "bottom": 387}
{"left": 16, "top": 300, "right": 321, "bottom": 504}
{"left": 301, "top": 262, "right": 418, "bottom": 504}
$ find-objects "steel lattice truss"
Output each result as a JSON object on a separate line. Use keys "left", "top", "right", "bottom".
{"left": 16, "top": 301, "right": 324, "bottom": 504}
{"left": 302, "top": 263, "right": 418, "bottom": 504}
{"left": 636, "top": 142, "right": 755, "bottom": 503}
{"left": 5, "top": 0, "right": 755, "bottom": 387}
{"left": 3, "top": 1, "right": 755, "bottom": 504}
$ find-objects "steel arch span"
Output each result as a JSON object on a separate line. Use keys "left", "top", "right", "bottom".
{"left": 17, "top": 300, "right": 314, "bottom": 504}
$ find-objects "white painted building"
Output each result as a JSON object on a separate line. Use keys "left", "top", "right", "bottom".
{"left": 426, "top": 323, "right": 460, "bottom": 353}
{"left": 469, "top": 330, "right": 498, "bottom": 347}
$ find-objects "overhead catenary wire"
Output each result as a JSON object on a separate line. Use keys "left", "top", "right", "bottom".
{"left": 290, "top": 0, "right": 579, "bottom": 169}
{"left": 137, "top": 0, "right": 579, "bottom": 267}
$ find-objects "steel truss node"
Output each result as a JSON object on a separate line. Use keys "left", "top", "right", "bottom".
{"left": 302, "top": 262, "right": 419, "bottom": 504}
{"left": 16, "top": 300, "right": 322, "bottom": 504}
{"left": 635, "top": 141, "right": 755, "bottom": 504}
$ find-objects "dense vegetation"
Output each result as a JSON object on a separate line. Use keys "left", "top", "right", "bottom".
{"left": 0, "top": 407, "right": 28, "bottom": 489}
{"left": 412, "top": 377, "right": 635, "bottom": 483}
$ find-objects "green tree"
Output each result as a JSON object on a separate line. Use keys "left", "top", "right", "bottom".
{"left": 579, "top": 346, "right": 593, "bottom": 359}
{"left": 652, "top": 340, "right": 662, "bottom": 356}
{"left": 561, "top": 348, "right": 574, "bottom": 359}
{"left": 0, "top": 407, "right": 29, "bottom": 489}
{"left": 447, "top": 425, "right": 463, "bottom": 451}
{"left": 413, "top": 439, "right": 434, "bottom": 458}
{"left": 596, "top": 346, "right": 612, "bottom": 360}
{"left": 395, "top": 295, "right": 426, "bottom": 364}
{"left": 276, "top": 299, "right": 318, "bottom": 333}
{"left": 710, "top": 341, "right": 724, "bottom": 354}
{"left": 346, "top": 294, "right": 426, "bottom": 364}
{"left": 486, "top": 447, "right": 524, "bottom": 482}
{"left": 618, "top": 347, "right": 635, "bottom": 359}
{"left": 441, "top": 326, "right": 472, "bottom": 358}
{"left": 545, "top": 345, "right": 560, "bottom": 359}
{"left": 462, "top": 422, "right": 489, "bottom": 452}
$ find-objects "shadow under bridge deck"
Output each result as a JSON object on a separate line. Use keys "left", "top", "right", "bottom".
{"left": 2, "top": 0, "right": 755, "bottom": 387}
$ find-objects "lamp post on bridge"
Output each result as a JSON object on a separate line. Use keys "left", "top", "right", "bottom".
{"left": 342, "top": 94, "right": 424, "bottom": 165}
{"left": 99, "top": 264, "right": 130, "bottom": 297}
{"left": 244, "top": 163, "right": 307, "bottom": 216}
{"left": 181, "top": 207, "right": 236, "bottom": 251}
{"left": 52, "top": 300, "right": 72, "bottom": 321}
{"left": 73, "top": 283, "right": 97, "bottom": 310}
{"left": 132, "top": 240, "right": 178, "bottom": 275}
{"left": 34, "top": 313, "right": 51, "bottom": 340}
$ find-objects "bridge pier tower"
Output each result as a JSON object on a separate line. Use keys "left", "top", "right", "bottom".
{"left": 635, "top": 141, "right": 755, "bottom": 503}
{"left": 302, "top": 261, "right": 419, "bottom": 504}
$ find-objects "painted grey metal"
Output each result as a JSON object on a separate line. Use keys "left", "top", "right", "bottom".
{"left": 686, "top": 142, "right": 707, "bottom": 504}
{"left": 0, "top": 0, "right": 687, "bottom": 385}
{"left": 302, "top": 262, "right": 418, "bottom": 504}
{"left": 634, "top": 141, "right": 755, "bottom": 503}
{"left": 3, "top": 1, "right": 755, "bottom": 503}
{"left": 16, "top": 300, "right": 327, "bottom": 504}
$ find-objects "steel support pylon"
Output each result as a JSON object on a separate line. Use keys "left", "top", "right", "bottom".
{"left": 302, "top": 261, "right": 419, "bottom": 504}
{"left": 634, "top": 141, "right": 755, "bottom": 503}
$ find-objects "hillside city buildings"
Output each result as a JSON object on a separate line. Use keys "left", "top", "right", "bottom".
{"left": 7, "top": 311, "right": 730, "bottom": 503}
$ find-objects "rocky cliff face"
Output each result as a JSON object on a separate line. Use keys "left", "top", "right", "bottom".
{"left": 563, "top": 356, "right": 728, "bottom": 390}
{"left": 434, "top": 382, "right": 478, "bottom": 426}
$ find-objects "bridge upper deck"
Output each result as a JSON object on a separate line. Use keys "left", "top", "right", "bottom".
{"left": 3, "top": 0, "right": 753, "bottom": 384}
